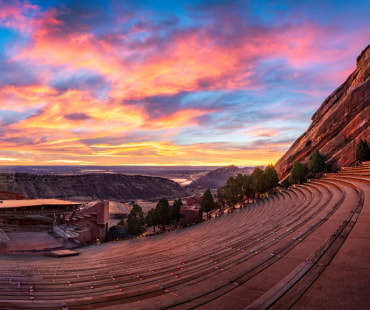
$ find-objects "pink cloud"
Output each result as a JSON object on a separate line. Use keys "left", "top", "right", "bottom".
{"left": 12, "top": 3, "right": 365, "bottom": 105}
{"left": 0, "top": 85, "right": 56, "bottom": 111}
{"left": 1, "top": 2, "right": 368, "bottom": 166}
{"left": 0, "top": 0, "right": 39, "bottom": 31}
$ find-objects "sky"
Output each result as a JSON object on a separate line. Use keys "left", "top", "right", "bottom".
{"left": 0, "top": 0, "right": 369, "bottom": 167}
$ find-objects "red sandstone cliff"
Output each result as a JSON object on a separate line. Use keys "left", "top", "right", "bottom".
{"left": 275, "top": 45, "right": 370, "bottom": 180}
{"left": 0, "top": 191, "right": 31, "bottom": 200}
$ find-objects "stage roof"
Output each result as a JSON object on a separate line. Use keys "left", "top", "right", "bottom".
{"left": 0, "top": 199, "right": 81, "bottom": 215}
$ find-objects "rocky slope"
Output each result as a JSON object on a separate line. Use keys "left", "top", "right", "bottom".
{"left": 0, "top": 191, "right": 31, "bottom": 200}
{"left": 275, "top": 45, "right": 370, "bottom": 180}
{"left": 0, "top": 173, "right": 186, "bottom": 201}
{"left": 188, "top": 165, "right": 259, "bottom": 190}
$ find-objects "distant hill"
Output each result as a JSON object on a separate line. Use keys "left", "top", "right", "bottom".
{"left": 0, "top": 173, "right": 186, "bottom": 201}
{"left": 275, "top": 44, "right": 370, "bottom": 180}
{"left": 188, "top": 165, "right": 259, "bottom": 190}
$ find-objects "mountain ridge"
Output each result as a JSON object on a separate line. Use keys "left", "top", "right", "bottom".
{"left": 0, "top": 173, "right": 185, "bottom": 201}
{"left": 188, "top": 165, "right": 260, "bottom": 190}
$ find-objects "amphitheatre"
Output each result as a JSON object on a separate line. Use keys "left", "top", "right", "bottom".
{"left": 0, "top": 164, "right": 369, "bottom": 309}
{"left": 0, "top": 50, "right": 369, "bottom": 310}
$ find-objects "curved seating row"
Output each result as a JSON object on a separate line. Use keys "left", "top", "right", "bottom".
{"left": 0, "top": 166, "right": 369, "bottom": 309}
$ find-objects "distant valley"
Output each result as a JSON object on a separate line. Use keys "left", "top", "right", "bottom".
{"left": 0, "top": 165, "right": 218, "bottom": 187}
{"left": 0, "top": 165, "right": 258, "bottom": 202}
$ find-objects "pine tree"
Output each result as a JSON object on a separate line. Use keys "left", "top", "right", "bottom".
{"left": 171, "top": 198, "right": 183, "bottom": 223}
{"left": 289, "top": 161, "right": 305, "bottom": 184}
{"left": 264, "top": 164, "right": 279, "bottom": 189}
{"left": 251, "top": 167, "right": 267, "bottom": 195}
{"left": 127, "top": 204, "right": 144, "bottom": 235}
{"left": 224, "top": 176, "right": 241, "bottom": 205}
{"left": 216, "top": 186, "right": 227, "bottom": 210}
{"left": 308, "top": 149, "right": 325, "bottom": 173}
{"left": 145, "top": 208, "right": 157, "bottom": 227}
{"left": 201, "top": 188, "right": 215, "bottom": 218}
{"left": 155, "top": 198, "right": 171, "bottom": 225}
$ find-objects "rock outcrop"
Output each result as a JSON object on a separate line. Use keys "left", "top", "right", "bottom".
{"left": 0, "top": 191, "right": 31, "bottom": 200}
{"left": 0, "top": 173, "right": 185, "bottom": 201}
{"left": 275, "top": 45, "right": 370, "bottom": 180}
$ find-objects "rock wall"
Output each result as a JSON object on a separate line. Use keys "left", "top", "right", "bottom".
{"left": 275, "top": 45, "right": 370, "bottom": 180}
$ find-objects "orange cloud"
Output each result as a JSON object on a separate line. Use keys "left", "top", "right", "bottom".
{"left": 0, "top": 122, "right": 287, "bottom": 166}
{"left": 86, "top": 140, "right": 286, "bottom": 166}
{"left": 0, "top": 85, "right": 57, "bottom": 110}
{"left": 245, "top": 128, "right": 280, "bottom": 137}
{"left": 12, "top": 3, "right": 350, "bottom": 111}
{"left": 8, "top": 87, "right": 146, "bottom": 134}
{"left": 14, "top": 9, "right": 259, "bottom": 102}
{"left": 143, "top": 108, "right": 216, "bottom": 130}
{"left": 2, "top": 3, "right": 364, "bottom": 168}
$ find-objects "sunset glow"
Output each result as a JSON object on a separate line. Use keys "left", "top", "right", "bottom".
{"left": 0, "top": 0, "right": 369, "bottom": 166}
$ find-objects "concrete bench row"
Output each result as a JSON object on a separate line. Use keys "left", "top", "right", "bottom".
{"left": 0, "top": 172, "right": 368, "bottom": 309}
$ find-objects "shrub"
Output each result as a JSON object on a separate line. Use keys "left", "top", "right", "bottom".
{"left": 264, "top": 164, "right": 279, "bottom": 189}
{"left": 308, "top": 149, "right": 325, "bottom": 173}
{"left": 356, "top": 139, "right": 370, "bottom": 163}
{"left": 127, "top": 204, "right": 144, "bottom": 235}
{"left": 289, "top": 161, "right": 305, "bottom": 184}
{"left": 201, "top": 188, "right": 215, "bottom": 217}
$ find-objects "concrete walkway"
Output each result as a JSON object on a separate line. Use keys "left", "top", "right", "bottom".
{"left": 292, "top": 181, "right": 370, "bottom": 310}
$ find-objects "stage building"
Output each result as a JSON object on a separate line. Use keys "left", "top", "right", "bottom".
{"left": 0, "top": 199, "right": 109, "bottom": 253}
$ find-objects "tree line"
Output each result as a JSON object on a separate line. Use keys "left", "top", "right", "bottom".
{"left": 215, "top": 165, "right": 279, "bottom": 209}
{"left": 289, "top": 140, "right": 369, "bottom": 184}
{"left": 127, "top": 198, "right": 183, "bottom": 235}
{"left": 126, "top": 139, "right": 370, "bottom": 235}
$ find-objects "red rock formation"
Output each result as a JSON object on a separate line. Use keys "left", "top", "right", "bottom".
{"left": 0, "top": 191, "right": 31, "bottom": 200}
{"left": 275, "top": 45, "right": 370, "bottom": 180}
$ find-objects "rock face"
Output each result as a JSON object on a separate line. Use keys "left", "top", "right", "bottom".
{"left": 0, "top": 191, "right": 30, "bottom": 200}
{"left": 188, "top": 165, "right": 259, "bottom": 190}
{"left": 275, "top": 45, "right": 370, "bottom": 180}
{"left": 0, "top": 173, "right": 185, "bottom": 201}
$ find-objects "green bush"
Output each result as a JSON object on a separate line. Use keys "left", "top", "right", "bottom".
{"left": 201, "top": 188, "right": 215, "bottom": 217}
{"left": 127, "top": 204, "right": 144, "bottom": 235}
{"left": 289, "top": 161, "right": 305, "bottom": 184}
{"left": 356, "top": 139, "right": 370, "bottom": 163}
{"left": 308, "top": 149, "right": 325, "bottom": 173}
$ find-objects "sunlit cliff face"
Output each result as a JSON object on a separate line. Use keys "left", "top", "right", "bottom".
{"left": 0, "top": 0, "right": 369, "bottom": 166}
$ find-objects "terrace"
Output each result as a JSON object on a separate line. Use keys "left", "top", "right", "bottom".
{"left": 0, "top": 163, "right": 368, "bottom": 309}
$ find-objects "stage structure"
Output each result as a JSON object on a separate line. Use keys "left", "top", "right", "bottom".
{"left": 0, "top": 199, "right": 110, "bottom": 251}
